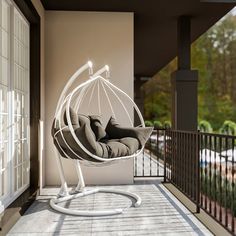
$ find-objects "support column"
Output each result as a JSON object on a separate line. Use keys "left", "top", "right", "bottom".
{"left": 134, "top": 76, "right": 146, "bottom": 126}
{"left": 171, "top": 16, "right": 198, "bottom": 131}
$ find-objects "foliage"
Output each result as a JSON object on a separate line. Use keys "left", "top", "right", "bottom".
{"left": 143, "top": 10, "right": 236, "bottom": 132}
{"left": 144, "top": 120, "right": 153, "bottom": 127}
{"left": 163, "top": 120, "right": 171, "bottom": 128}
{"left": 201, "top": 171, "right": 236, "bottom": 217}
{"left": 219, "top": 120, "right": 236, "bottom": 135}
{"left": 198, "top": 120, "right": 213, "bottom": 133}
{"left": 142, "top": 59, "right": 175, "bottom": 123}
{"left": 153, "top": 120, "right": 162, "bottom": 128}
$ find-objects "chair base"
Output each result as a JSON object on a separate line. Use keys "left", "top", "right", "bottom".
{"left": 50, "top": 188, "right": 141, "bottom": 216}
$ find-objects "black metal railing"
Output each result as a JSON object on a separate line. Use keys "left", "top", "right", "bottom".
{"left": 134, "top": 128, "right": 236, "bottom": 234}
{"left": 165, "top": 130, "right": 200, "bottom": 208}
{"left": 134, "top": 128, "right": 165, "bottom": 178}
{"left": 199, "top": 132, "right": 236, "bottom": 234}
{"left": 165, "top": 129, "right": 236, "bottom": 235}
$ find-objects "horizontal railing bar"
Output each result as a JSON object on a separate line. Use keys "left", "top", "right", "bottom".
{"left": 134, "top": 175, "right": 165, "bottom": 178}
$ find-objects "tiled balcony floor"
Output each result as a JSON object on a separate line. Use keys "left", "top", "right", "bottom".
{"left": 8, "top": 180, "right": 212, "bottom": 235}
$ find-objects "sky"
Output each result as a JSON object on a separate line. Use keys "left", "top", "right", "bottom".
{"left": 231, "top": 6, "right": 236, "bottom": 15}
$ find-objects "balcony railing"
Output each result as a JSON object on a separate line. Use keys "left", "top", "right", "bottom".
{"left": 134, "top": 128, "right": 166, "bottom": 178}
{"left": 134, "top": 128, "right": 236, "bottom": 235}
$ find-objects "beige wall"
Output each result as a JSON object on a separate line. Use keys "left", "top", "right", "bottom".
{"left": 45, "top": 11, "right": 134, "bottom": 185}
{"left": 31, "top": 0, "right": 46, "bottom": 188}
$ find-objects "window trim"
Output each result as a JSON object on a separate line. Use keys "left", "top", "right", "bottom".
{"left": 0, "top": 0, "right": 40, "bottom": 233}
{"left": 13, "top": 0, "right": 41, "bottom": 190}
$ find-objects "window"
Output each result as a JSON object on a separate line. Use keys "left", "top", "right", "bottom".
{"left": 0, "top": 0, "right": 30, "bottom": 213}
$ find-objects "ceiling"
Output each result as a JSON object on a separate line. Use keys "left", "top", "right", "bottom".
{"left": 40, "top": 0, "right": 235, "bottom": 77}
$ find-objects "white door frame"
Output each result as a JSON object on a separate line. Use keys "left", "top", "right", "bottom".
{"left": 0, "top": 0, "right": 30, "bottom": 213}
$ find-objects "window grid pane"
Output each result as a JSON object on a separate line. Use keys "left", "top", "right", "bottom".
{"left": 13, "top": 8, "right": 29, "bottom": 193}
{"left": 0, "top": 0, "right": 30, "bottom": 204}
{"left": 0, "top": 0, "right": 9, "bottom": 199}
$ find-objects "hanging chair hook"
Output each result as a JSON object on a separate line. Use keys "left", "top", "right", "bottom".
{"left": 88, "top": 61, "right": 93, "bottom": 75}
{"left": 91, "top": 65, "right": 110, "bottom": 79}
{"left": 105, "top": 65, "right": 110, "bottom": 79}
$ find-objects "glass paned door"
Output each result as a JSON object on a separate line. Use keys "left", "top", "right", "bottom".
{"left": 13, "top": 6, "right": 30, "bottom": 194}
{"left": 0, "top": 0, "right": 30, "bottom": 212}
{"left": 0, "top": 0, "right": 10, "bottom": 210}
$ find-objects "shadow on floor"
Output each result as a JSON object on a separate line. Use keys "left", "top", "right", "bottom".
{"left": 7, "top": 180, "right": 212, "bottom": 235}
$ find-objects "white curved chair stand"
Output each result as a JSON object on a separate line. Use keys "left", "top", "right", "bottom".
{"left": 51, "top": 61, "right": 145, "bottom": 216}
{"left": 50, "top": 187, "right": 142, "bottom": 216}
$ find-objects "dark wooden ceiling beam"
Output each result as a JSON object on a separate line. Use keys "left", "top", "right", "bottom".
{"left": 39, "top": 0, "right": 235, "bottom": 77}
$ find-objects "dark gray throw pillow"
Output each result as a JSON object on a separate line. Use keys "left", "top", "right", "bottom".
{"left": 54, "top": 121, "right": 104, "bottom": 161}
{"left": 63, "top": 107, "right": 79, "bottom": 126}
{"left": 89, "top": 115, "right": 108, "bottom": 141}
{"left": 74, "top": 124, "right": 101, "bottom": 156}
{"left": 63, "top": 109, "right": 92, "bottom": 130}
{"left": 78, "top": 114, "right": 90, "bottom": 127}
{"left": 105, "top": 117, "right": 153, "bottom": 148}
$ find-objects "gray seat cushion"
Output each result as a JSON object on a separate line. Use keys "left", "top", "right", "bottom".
{"left": 52, "top": 112, "right": 149, "bottom": 161}
{"left": 105, "top": 117, "right": 153, "bottom": 148}
{"left": 52, "top": 125, "right": 139, "bottom": 160}
{"left": 102, "top": 137, "right": 139, "bottom": 158}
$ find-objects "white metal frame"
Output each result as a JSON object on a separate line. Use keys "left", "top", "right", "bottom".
{"left": 50, "top": 61, "right": 144, "bottom": 216}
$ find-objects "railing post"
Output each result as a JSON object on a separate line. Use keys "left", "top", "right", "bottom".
{"left": 162, "top": 129, "right": 235, "bottom": 234}
{"left": 196, "top": 130, "right": 200, "bottom": 213}
{"left": 163, "top": 128, "right": 167, "bottom": 183}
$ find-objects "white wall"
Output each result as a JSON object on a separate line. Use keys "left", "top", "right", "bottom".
{"left": 45, "top": 11, "right": 134, "bottom": 185}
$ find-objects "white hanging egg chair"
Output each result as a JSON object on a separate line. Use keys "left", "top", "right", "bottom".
{"left": 50, "top": 61, "right": 153, "bottom": 216}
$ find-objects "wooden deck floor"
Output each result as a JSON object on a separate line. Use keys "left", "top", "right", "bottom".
{"left": 8, "top": 180, "right": 212, "bottom": 235}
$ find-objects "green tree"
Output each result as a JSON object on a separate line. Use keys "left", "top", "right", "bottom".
{"left": 144, "top": 11, "right": 236, "bottom": 132}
